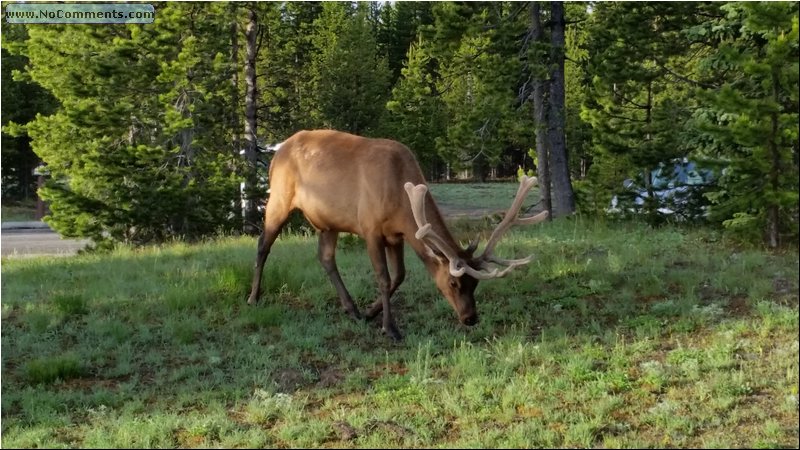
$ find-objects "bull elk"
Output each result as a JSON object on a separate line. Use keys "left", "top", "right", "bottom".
{"left": 247, "top": 129, "right": 548, "bottom": 340}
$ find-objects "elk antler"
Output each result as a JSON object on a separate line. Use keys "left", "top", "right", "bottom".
{"left": 404, "top": 177, "right": 548, "bottom": 280}
{"left": 453, "top": 175, "right": 548, "bottom": 279}
{"left": 476, "top": 175, "right": 548, "bottom": 263}
{"left": 404, "top": 182, "right": 471, "bottom": 277}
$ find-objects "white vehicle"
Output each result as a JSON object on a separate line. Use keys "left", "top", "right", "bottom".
{"left": 608, "top": 159, "right": 715, "bottom": 221}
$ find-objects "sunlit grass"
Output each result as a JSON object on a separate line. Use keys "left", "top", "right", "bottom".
{"left": 1, "top": 218, "right": 798, "bottom": 448}
{"left": 428, "top": 182, "right": 538, "bottom": 215}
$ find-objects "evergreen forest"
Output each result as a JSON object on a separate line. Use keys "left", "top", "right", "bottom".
{"left": 2, "top": 1, "right": 798, "bottom": 248}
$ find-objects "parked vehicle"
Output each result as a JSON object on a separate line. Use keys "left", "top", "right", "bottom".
{"left": 238, "top": 142, "right": 281, "bottom": 215}
{"left": 608, "top": 159, "right": 715, "bottom": 221}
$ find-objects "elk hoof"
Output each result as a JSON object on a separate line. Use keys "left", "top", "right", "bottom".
{"left": 347, "top": 308, "right": 363, "bottom": 321}
{"left": 364, "top": 302, "right": 383, "bottom": 321}
{"left": 382, "top": 324, "right": 403, "bottom": 342}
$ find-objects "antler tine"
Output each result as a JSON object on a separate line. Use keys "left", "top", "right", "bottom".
{"left": 478, "top": 176, "right": 547, "bottom": 261}
{"left": 461, "top": 256, "right": 532, "bottom": 280}
{"left": 450, "top": 252, "right": 537, "bottom": 280}
{"left": 404, "top": 182, "right": 467, "bottom": 277}
{"left": 484, "top": 254, "right": 534, "bottom": 267}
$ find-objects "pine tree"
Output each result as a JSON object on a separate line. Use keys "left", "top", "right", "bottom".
{"left": 521, "top": 2, "right": 587, "bottom": 217}
{"left": 257, "top": 1, "right": 323, "bottom": 140}
{"left": 521, "top": 2, "right": 551, "bottom": 216}
{"left": 385, "top": 37, "right": 446, "bottom": 179}
{"left": 1, "top": 23, "right": 57, "bottom": 201}
{"left": 564, "top": 3, "right": 591, "bottom": 180}
{"left": 581, "top": 2, "right": 713, "bottom": 222}
{"left": 309, "top": 2, "right": 391, "bottom": 135}
{"left": 241, "top": 4, "right": 264, "bottom": 233}
{"left": 429, "top": 2, "right": 526, "bottom": 179}
{"left": 696, "top": 2, "right": 799, "bottom": 247}
{"left": 375, "top": 1, "right": 435, "bottom": 83}
{"left": 15, "top": 3, "right": 239, "bottom": 247}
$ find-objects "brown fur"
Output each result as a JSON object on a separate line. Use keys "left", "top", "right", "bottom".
{"left": 247, "top": 130, "right": 479, "bottom": 340}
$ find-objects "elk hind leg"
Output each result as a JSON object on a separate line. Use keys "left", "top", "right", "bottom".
{"left": 365, "top": 242, "right": 405, "bottom": 320}
{"left": 366, "top": 236, "right": 402, "bottom": 341}
{"left": 318, "top": 230, "right": 362, "bottom": 319}
{"left": 247, "top": 199, "right": 291, "bottom": 305}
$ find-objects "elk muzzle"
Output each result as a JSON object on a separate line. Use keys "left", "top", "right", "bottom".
{"left": 460, "top": 312, "right": 479, "bottom": 326}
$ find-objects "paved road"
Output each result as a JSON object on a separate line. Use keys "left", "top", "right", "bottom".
{"left": 1, "top": 228, "right": 90, "bottom": 258}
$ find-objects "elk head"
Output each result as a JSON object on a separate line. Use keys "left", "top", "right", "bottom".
{"left": 404, "top": 176, "right": 549, "bottom": 326}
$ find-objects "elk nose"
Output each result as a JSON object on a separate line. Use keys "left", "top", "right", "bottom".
{"left": 461, "top": 314, "right": 479, "bottom": 327}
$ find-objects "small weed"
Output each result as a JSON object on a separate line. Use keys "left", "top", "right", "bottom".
{"left": 52, "top": 294, "right": 88, "bottom": 316}
{"left": 90, "top": 317, "right": 131, "bottom": 344}
{"left": 241, "top": 389, "right": 299, "bottom": 425}
{"left": 23, "top": 354, "right": 86, "bottom": 385}
{"left": 167, "top": 317, "right": 205, "bottom": 345}
{"left": 338, "top": 233, "right": 363, "bottom": 251}
{"left": 212, "top": 266, "right": 249, "bottom": 300}
{"left": 235, "top": 304, "right": 284, "bottom": 330}
{"left": 164, "top": 286, "right": 202, "bottom": 311}
{"left": 24, "top": 311, "right": 56, "bottom": 333}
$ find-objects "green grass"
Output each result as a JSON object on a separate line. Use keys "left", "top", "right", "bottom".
{"left": 428, "top": 182, "right": 538, "bottom": 217}
{"left": 1, "top": 203, "right": 37, "bottom": 222}
{"left": 1, "top": 218, "right": 798, "bottom": 448}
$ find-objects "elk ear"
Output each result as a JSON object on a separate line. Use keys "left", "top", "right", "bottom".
{"left": 422, "top": 242, "right": 447, "bottom": 261}
{"left": 422, "top": 243, "right": 467, "bottom": 277}
{"left": 464, "top": 238, "right": 480, "bottom": 256}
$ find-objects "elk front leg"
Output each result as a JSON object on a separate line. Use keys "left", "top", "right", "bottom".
{"left": 366, "top": 236, "right": 402, "bottom": 341}
{"left": 318, "top": 230, "right": 362, "bottom": 320}
{"left": 365, "top": 242, "right": 405, "bottom": 321}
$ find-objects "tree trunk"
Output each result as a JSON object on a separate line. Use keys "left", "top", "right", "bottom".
{"left": 531, "top": 2, "right": 552, "bottom": 219}
{"left": 547, "top": 1, "right": 575, "bottom": 217}
{"left": 230, "top": 4, "right": 242, "bottom": 226}
{"left": 767, "top": 68, "right": 781, "bottom": 248}
{"left": 243, "top": 7, "right": 260, "bottom": 234}
{"left": 643, "top": 80, "right": 658, "bottom": 222}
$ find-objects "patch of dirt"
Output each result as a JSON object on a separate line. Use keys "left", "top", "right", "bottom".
{"left": 273, "top": 368, "right": 307, "bottom": 393}
{"left": 772, "top": 276, "right": 794, "bottom": 295}
{"left": 368, "top": 363, "right": 408, "bottom": 380}
{"left": 727, "top": 295, "right": 752, "bottom": 317}
{"left": 271, "top": 362, "right": 346, "bottom": 393}
{"left": 363, "top": 419, "right": 413, "bottom": 439}
{"left": 316, "top": 367, "right": 345, "bottom": 389}
{"left": 332, "top": 421, "right": 358, "bottom": 441}
{"left": 61, "top": 374, "right": 131, "bottom": 391}
{"left": 173, "top": 428, "right": 206, "bottom": 448}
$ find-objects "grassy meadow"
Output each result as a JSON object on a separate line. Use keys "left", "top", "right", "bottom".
{"left": 1, "top": 202, "right": 37, "bottom": 223}
{"left": 1, "top": 184, "right": 798, "bottom": 448}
